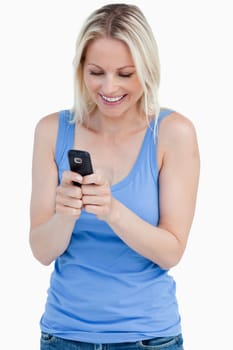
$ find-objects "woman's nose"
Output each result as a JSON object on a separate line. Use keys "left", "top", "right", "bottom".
{"left": 101, "top": 75, "right": 117, "bottom": 94}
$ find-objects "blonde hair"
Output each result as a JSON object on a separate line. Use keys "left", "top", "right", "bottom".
{"left": 72, "top": 3, "right": 160, "bottom": 124}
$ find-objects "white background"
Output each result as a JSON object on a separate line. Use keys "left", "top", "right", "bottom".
{"left": 0, "top": 1, "right": 232, "bottom": 349}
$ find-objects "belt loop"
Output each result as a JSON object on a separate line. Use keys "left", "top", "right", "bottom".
{"left": 94, "top": 345, "right": 103, "bottom": 350}
{"left": 94, "top": 343, "right": 109, "bottom": 350}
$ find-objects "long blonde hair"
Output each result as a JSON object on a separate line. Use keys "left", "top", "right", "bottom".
{"left": 72, "top": 3, "right": 160, "bottom": 124}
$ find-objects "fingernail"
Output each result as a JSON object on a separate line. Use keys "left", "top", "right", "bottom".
{"left": 76, "top": 175, "right": 82, "bottom": 182}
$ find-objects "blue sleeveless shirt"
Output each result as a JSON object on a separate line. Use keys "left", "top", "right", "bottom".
{"left": 40, "top": 109, "right": 182, "bottom": 342}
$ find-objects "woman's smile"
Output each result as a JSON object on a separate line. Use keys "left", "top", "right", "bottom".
{"left": 99, "top": 93, "right": 127, "bottom": 105}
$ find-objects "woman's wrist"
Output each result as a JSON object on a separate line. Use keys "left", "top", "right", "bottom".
{"left": 105, "top": 198, "right": 121, "bottom": 226}
{"left": 54, "top": 211, "right": 79, "bottom": 228}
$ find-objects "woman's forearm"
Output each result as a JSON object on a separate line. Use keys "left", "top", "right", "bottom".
{"left": 106, "top": 199, "right": 184, "bottom": 269}
{"left": 29, "top": 214, "right": 77, "bottom": 266}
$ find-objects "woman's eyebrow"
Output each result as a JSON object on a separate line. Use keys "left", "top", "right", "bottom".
{"left": 87, "top": 63, "right": 135, "bottom": 70}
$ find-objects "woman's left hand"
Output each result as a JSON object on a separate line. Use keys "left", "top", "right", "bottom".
{"left": 81, "top": 171, "right": 113, "bottom": 220}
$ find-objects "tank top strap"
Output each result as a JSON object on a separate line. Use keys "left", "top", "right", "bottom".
{"left": 157, "top": 108, "right": 174, "bottom": 127}
{"left": 55, "top": 110, "right": 75, "bottom": 167}
{"left": 152, "top": 108, "right": 174, "bottom": 138}
{"left": 145, "top": 108, "right": 175, "bottom": 181}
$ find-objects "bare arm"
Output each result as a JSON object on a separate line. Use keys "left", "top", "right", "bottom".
{"left": 29, "top": 114, "right": 83, "bottom": 265}
{"left": 82, "top": 113, "right": 200, "bottom": 269}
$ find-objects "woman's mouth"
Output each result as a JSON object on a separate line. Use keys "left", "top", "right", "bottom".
{"left": 100, "top": 94, "right": 126, "bottom": 105}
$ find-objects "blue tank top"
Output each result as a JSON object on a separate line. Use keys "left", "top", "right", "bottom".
{"left": 40, "top": 109, "right": 182, "bottom": 342}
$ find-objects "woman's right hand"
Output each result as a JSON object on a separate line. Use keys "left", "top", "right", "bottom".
{"left": 55, "top": 171, "right": 83, "bottom": 219}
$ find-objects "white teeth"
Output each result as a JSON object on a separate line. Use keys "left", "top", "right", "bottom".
{"left": 101, "top": 95, "right": 124, "bottom": 102}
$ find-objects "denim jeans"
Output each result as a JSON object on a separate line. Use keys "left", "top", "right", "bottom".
{"left": 40, "top": 332, "right": 184, "bottom": 350}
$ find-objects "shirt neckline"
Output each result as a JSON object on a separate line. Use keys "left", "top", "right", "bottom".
{"left": 68, "top": 115, "right": 156, "bottom": 191}
{"left": 110, "top": 118, "right": 155, "bottom": 191}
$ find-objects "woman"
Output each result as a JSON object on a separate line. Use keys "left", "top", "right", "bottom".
{"left": 30, "top": 3, "right": 200, "bottom": 350}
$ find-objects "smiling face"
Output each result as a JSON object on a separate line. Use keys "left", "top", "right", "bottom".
{"left": 83, "top": 37, "right": 143, "bottom": 120}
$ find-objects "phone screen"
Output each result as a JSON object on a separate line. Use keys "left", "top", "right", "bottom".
{"left": 68, "top": 149, "right": 93, "bottom": 186}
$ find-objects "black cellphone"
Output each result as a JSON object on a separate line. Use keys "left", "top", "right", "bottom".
{"left": 68, "top": 149, "right": 93, "bottom": 186}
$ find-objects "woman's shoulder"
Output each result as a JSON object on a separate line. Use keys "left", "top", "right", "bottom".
{"left": 35, "top": 111, "right": 59, "bottom": 131}
{"left": 160, "top": 108, "right": 197, "bottom": 136}
{"left": 158, "top": 109, "right": 198, "bottom": 150}
{"left": 33, "top": 111, "right": 60, "bottom": 148}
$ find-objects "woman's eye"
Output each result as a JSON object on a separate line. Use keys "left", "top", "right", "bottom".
{"left": 90, "top": 71, "right": 103, "bottom": 76}
{"left": 119, "top": 73, "right": 133, "bottom": 78}
{"left": 89, "top": 71, "right": 133, "bottom": 78}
